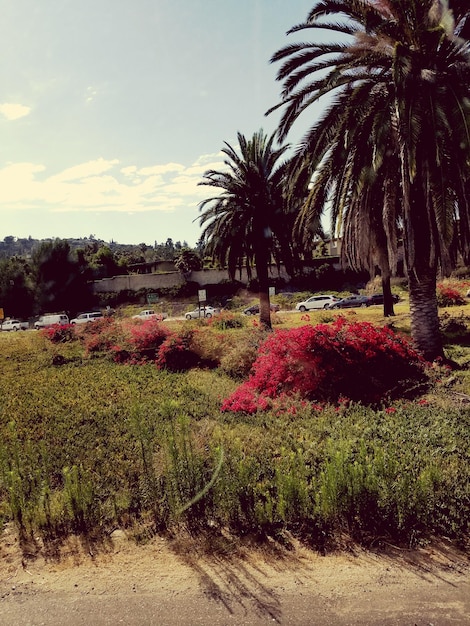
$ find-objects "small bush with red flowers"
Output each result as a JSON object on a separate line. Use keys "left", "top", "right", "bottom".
{"left": 155, "top": 328, "right": 200, "bottom": 371}
{"left": 79, "top": 318, "right": 123, "bottom": 355}
{"left": 125, "top": 318, "right": 170, "bottom": 361}
{"left": 222, "top": 317, "right": 426, "bottom": 413}
{"left": 106, "top": 318, "right": 171, "bottom": 364}
{"left": 437, "top": 283, "right": 466, "bottom": 307}
{"left": 40, "top": 323, "right": 76, "bottom": 343}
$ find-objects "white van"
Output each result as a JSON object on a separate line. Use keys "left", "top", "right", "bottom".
{"left": 34, "top": 314, "right": 69, "bottom": 330}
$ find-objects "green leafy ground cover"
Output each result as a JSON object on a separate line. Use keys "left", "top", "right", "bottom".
{"left": 0, "top": 308, "right": 469, "bottom": 555}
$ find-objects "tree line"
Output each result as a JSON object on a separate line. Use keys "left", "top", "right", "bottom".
{"left": 0, "top": 237, "right": 201, "bottom": 320}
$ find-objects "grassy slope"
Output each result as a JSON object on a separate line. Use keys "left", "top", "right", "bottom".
{"left": 0, "top": 305, "right": 469, "bottom": 552}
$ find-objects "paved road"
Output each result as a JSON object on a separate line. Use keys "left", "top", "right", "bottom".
{"left": 2, "top": 581, "right": 470, "bottom": 625}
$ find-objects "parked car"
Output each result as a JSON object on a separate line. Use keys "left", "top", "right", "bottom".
{"left": 70, "top": 312, "right": 104, "bottom": 325}
{"left": 132, "top": 309, "right": 167, "bottom": 321}
{"left": 327, "top": 295, "right": 370, "bottom": 309}
{"left": 34, "top": 314, "right": 69, "bottom": 329}
{"left": 243, "top": 303, "right": 280, "bottom": 315}
{"left": 185, "top": 305, "right": 219, "bottom": 320}
{"left": 365, "top": 293, "right": 400, "bottom": 306}
{"left": 295, "top": 295, "right": 340, "bottom": 311}
{"left": 1, "top": 319, "right": 29, "bottom": 331}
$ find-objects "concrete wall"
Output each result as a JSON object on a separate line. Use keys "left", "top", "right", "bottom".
{"left": 92, "top": 272, "right": 185, "bottom": 293}
{"left": 91, "top": 265, "right": 292, "bottom": 293}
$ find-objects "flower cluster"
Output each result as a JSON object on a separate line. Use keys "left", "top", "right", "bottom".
{"left": 41, "top": 323, "right": 75, "bottom": 343}
{"left": 155, "top": 329, "right": 199, "bottom": 371}
{"left": 80, "top": 318, "right": 122, "bottom": 354}
{"left": 128, "top": 318, "right": 170, "bottom": 352}
{"left": 436, "top": 283, "right": 466, "bottom": 307}
{"left": 221, "top": 317, "right": 426, "bottom": 413}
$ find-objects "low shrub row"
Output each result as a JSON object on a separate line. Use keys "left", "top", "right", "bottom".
{"left": 41, "top": 315, "right": 429, "bottom": 409}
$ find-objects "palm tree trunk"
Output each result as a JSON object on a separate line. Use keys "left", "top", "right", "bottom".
{"left": 408, "top": 270, "right": 443, "bottom": 362}
{"left": 382, "top": 274, "right": 395, "bottom": 317}
{"left": 401, "top": 166, "right": 444, "bottom": 362}
{"left": 255, "top": 248, "right": 272, "bottom": 331}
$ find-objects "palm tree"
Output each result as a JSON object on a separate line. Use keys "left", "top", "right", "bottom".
{"left": 268, "top": 0, "right": 470, "bottom": 361}
{"left": 198, "top": 130, "right": 296, "bottom": 329}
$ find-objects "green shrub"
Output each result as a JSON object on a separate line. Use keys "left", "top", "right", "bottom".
{"left": 219, "top": 330, "right": 266, "bottom": 379}
{"left": 208, "top": 311, "right": 246, "bottom": 330}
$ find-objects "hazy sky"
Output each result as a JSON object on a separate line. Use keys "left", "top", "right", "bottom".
{"left": 0, "top": 0, "right": 317, "bottom": 246}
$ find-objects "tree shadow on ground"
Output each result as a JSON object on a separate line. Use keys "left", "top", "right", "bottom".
{"left": 167, "top": 528, "right": 470, "bottom": 625}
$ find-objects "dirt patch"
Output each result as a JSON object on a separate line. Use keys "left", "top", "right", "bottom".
{"left": 1, "top": 524, "right": 469, "bottom": 625}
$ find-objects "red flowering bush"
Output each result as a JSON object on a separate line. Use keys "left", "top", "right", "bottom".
{"left": 107, "top": 319, "right": 171, "bottom": 363}
{"left": 155, "top": 328, "right": 199, "bottom": 371}
{"left": 129, "top": 318, "right": 170, "bottom": 352}
{"left": 437, "top": 284, "right": 466, "bottom": 307}
{"left": 41, "top": 323, "right": 76, "bottom": 343}
{"left": 221, "top": 317, "right": 426, "bottom": 413}
{"left": 80, "top": 318, "right": 123, "bottom": 355}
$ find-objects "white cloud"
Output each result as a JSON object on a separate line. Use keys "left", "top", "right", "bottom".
{"left": 121, "top": 166, "right": 137, "bottom": 177}
{"left": 85, "top": 86, "right": 98, "bottom": 104}
{"left": 0, "top": 103, "right": 32, "bottom": 120}
{"left": 0, "top": 152, "right": 226, "bottom": 215}
{"left": 137, "top": 163, "right": 185, "bottom": 176}
{"left": 48, "top": 158, "right": 120, "bottom": 183}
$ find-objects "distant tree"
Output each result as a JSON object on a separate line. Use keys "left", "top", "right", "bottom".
{"left": 31, "top": 239, "right": 94, "bottom": 315}
{"left": 162, "top": 238, "right": 175, "bottom": 260}
{"left": 174, "top": 249, "right": 203, "bottom": 274}
{"left": 89, "top": 246, "right": 121, "bottom": 278}
{"left": 0, "top": 257, "right": 35, "bottom": 319}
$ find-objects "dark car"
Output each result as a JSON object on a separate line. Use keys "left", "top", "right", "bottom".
{"left": 366, "top": 293, "right": 400, "bottom": 306}
{"left": 243, "top": 303, "right": 280, "bottom": 315}
{"left": 328, "top": 295, "right": 370, "bottom": 309}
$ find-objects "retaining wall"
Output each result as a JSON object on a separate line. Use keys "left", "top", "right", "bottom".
{"left": 92, "top": 266, "right": 293, "bottom": 294}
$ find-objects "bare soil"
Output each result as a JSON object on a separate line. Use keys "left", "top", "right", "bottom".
{"left": 1, "top": 524, "right": 469, "bottom": 625}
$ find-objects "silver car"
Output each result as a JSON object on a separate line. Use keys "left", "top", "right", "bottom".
{"left": 295, "top": 295, "right": 339, "bottom": 311}
{"left": 185, "top": 306, "right": 219, "bottom": 320}
{"left": 1, "top": 319, "right": 29, "bottom": 331}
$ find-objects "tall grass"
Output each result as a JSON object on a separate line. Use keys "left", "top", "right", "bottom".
{"left": 0, "top": 328, "right": 468, "bottom": 551}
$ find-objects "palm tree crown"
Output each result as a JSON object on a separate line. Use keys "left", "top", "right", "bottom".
{"left": 198, "top": 130, "right": 294, "bottom": 329}
{"left": 268, "top": 0, "right": 470, "bottom": 360}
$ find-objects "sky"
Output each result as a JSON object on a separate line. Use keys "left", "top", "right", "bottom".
{"left": 0, "top": 0, "right": 319, "bottom": 247}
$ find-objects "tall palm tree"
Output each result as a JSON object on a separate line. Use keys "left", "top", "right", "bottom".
{"left": 268, "top": 0, "right": 470, "bottom": 361}
{"left": 198, "top": 130, "right": 295, "bottom": 329}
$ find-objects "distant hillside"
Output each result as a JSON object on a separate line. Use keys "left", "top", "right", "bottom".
{"left": 0, "top": 235, "right": 194, "bottom": 260}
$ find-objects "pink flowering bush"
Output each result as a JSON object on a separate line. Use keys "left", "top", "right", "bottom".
{"left": 222, "top": 317, "right": 426, "bottom": 413}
